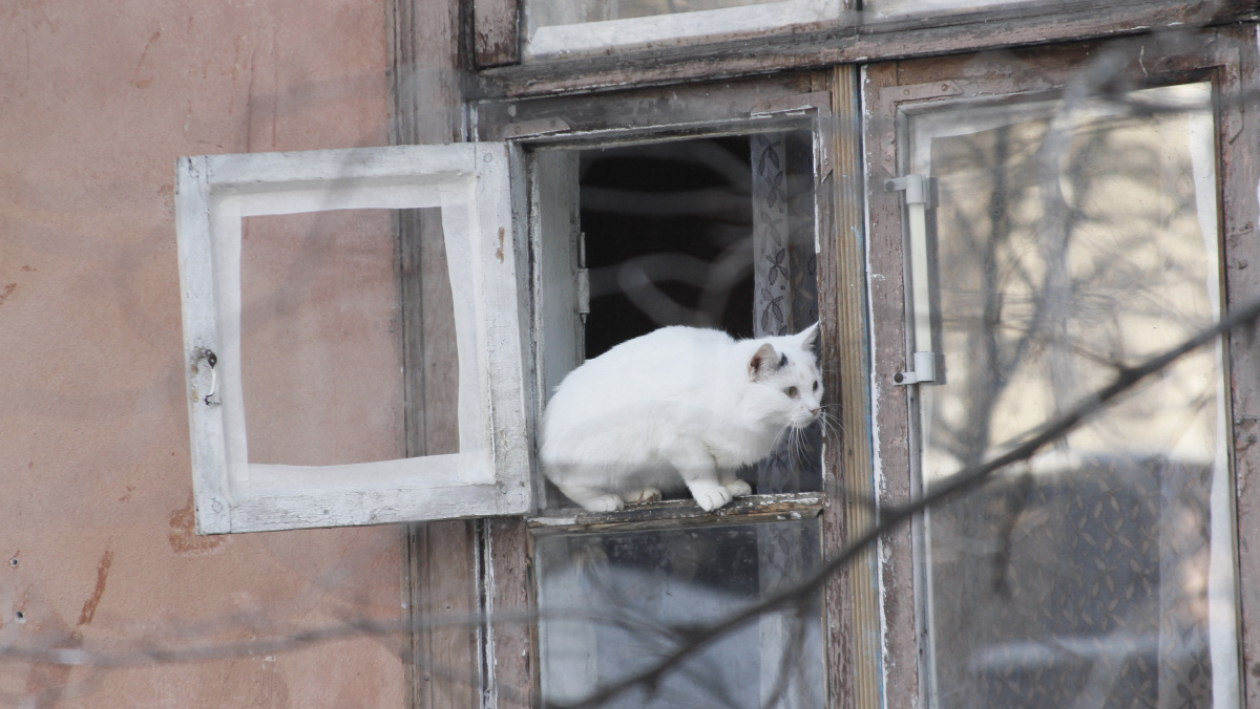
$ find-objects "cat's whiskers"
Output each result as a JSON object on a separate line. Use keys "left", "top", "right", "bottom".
{"left": 769, "top": 423, "right": 794, "bottom": 452}
{"left": 815, "top": 406, "right": 839, "bottom": 438}
{"left": 792, "top": 426, "right": 808, "bottom": 464}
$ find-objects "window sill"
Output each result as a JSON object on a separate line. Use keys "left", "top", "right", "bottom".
{"left": 528, "top": 491, "right": 825, "bottom": 534}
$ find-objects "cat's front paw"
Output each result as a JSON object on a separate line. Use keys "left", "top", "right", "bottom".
{"left": 691, "top": 486, "right": 733, "bottom": 512}
{"left": 621, "top": 488, "right": 662, "bottom": 504}
{"left": 723, "top": 479, "right": 752, "bottom": 497}
{"left": 579, "top": 494, "right": 625, "bottom": 513}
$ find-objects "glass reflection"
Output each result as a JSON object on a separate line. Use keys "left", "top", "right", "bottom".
{"left": 536, "top": 520, "right": 823, "bottom": 709}
{"left": 524, "top": 0, "right": 839, "bottom": 57}
{"left": 910, "top": 84, "right": 1237, "bottom": 708}
{"left": 531, "top": 0, "right": 785, "bottom": 25}
{"left": 868, "top": 0, "right": 1037, "bottom": 18}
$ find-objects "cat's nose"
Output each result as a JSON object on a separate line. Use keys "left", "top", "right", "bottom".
{"left": 810, "top": 407, "right": 821, "bottom": 417}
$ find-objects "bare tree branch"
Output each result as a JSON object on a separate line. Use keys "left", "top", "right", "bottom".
{"left": 550, "top": 294, "right": 1260, "bottom": 709}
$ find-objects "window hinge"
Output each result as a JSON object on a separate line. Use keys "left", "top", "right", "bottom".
{"left": 886, "top": 174, "right": 941, "bottom": 386}
{"left": 577, "top": 231, "right": 590, "bottom": 323}
{"left": 894, "top": 352, "right": 938, "bottom": 386}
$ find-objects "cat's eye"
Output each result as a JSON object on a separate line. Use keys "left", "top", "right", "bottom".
{"left": 812, "top": 381, "right": 819, "bottom": 392}
{"left": 784, "top": 386, "right": 799, "bottom": 398}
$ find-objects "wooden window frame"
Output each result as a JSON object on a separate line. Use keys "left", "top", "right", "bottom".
{"left": 469, "top": 70, "right": 882, "bottom": 709}
{"left": 860, "top": 27, "right": 1260, "bottom": 709}
{"left": 471, "top": 0, "right": 1256, "bottom": 97}
{"left": 383, "top": 1, "right": 1260, "bottom": 706}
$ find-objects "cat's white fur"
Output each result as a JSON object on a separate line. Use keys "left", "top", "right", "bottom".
{"left": 541, "top": 323, "right": 822, "bottom": 512}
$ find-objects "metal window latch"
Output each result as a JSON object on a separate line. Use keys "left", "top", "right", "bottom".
{"left": 577, "top": 231, "right": 590, "bottom": 324}
{"left": 886, "top": 174, "right": 940, "bottom": 386}
{"left": 193, "top": 347, "right": 221, "bottom": 406}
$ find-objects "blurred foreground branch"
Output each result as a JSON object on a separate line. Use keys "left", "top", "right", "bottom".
{"left": 551, "top": 294, "right": 1260, "bottom": 709}
{"left": 5, "top": 297, "right": 1257, "bottom": 709}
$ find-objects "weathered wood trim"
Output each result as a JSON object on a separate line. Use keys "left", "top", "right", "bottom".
{"left": 822, "top": 64, "right": 882, "bottom": 709}
{"left": 389, "top": 0, "right": 465, "bottom": 146}
{"left": 483, "top": 517, "right": 535, "bottom": 708}
{"left": 475, "top": 71, "right": 824, "bottom": 143}
{"left": 411, "top": 518, "right": 482, "bottom": 709}
{"left": 1216, "top": 23, "right": 1260, "bottom": 709}
{"left": 528, "top": 149, "right": 582, "bottom": 472}
{"left": 861, "top": 57, "right": 920, "bottom": 709}
{"left": 388, "top": 2, "right": 479, "bottom": 708}
{"left": 474, "top": 0, "right": 520, "bottom": 68}
{"left": 473, "top": 0, "right": 1257, "bottom": 99}
{"left": 478, "top": 138, "right": 542, "bottom": 709}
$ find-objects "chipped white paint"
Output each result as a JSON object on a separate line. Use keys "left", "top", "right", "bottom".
{"left": 525, "top": 0, "right": 839, "bottom": 59}
{"left": 858, "top": 62, "right": 892, "bottom": 708}
{"left": 175, "top": 144, "right": 530, "bottom": 534}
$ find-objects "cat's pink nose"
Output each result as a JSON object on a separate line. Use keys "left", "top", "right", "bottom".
{"left": 810, "top": 407, "right": 821, "bottom": 417}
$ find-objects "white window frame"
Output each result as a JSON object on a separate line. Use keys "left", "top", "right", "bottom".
{"left": 523, "top": 0, "right": 840, "bottom": 59}
{"left": 175, "top": 143, "right": 530, "bottom": 534}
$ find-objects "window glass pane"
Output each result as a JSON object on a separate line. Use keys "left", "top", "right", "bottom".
{"left": 866, "top": 0, "right": 1035, "bottom": 18}
{"left": 911, "top": 84, "right": 1238, "bottom": 708}
{"left": 523, "top": 0, "right": 838, "bottom": 57}
{"left": 536, "top": 519, "right": 824, "bottom": 708}
{"left": 532, "top": 0, "right": 785, "bottom": 25}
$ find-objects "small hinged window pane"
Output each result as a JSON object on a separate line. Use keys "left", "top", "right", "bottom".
{"left": 524, "top": 0, "right": 840, "bottom": 59}
{"left": 175, "top": 143, "right": 529, "bottom": 534}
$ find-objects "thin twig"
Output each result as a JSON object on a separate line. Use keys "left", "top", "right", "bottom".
{"left": 552, "top": 295, "right": 1260, "bottom": 709}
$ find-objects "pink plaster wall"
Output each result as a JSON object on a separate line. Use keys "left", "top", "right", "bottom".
{"left": 0, "top": 0, "right": 408, "bottom": 706}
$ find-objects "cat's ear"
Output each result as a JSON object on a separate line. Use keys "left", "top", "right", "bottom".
{"left": 798, "top": 322, "right": 820, "bottom": 351}
{"left": 749, "top": 343, "right": 780, "bottom": 381}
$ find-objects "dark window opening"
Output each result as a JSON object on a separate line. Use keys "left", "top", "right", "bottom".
{"left": 549, "top": 130, "right": 821, "bottom": 505}
{"left": 579, "top": 136, "right": 757, "bottom": 358}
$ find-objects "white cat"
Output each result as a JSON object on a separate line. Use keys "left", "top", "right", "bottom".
{"left": 541, "top": 323, "right": 822, "bottom": 512}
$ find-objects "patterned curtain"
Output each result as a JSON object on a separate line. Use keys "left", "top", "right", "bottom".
{"left": 751, "top": 131, "right": 820, "bottom": 495}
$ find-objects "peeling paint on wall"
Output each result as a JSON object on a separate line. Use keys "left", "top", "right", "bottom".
{"left": 0, "top": 0, "right": 406, "bottom": 704}
{"left": 77, "top": 549, "right": 112, "bottom": 626}
{"left": 168, "top": 495, "right": 225, "bottom": 556}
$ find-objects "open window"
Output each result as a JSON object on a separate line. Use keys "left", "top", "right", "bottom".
{"left": 531, "top": 128, "right": 829, "bottom": 704}
{"left": 488, "top": 83, "right": 838, "bottom": 705}
{"left": 530, "top": 130, "right": 823, "bottom": 504}
{"left": 175, "top": 144, "right": 530, "bottom": 533}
